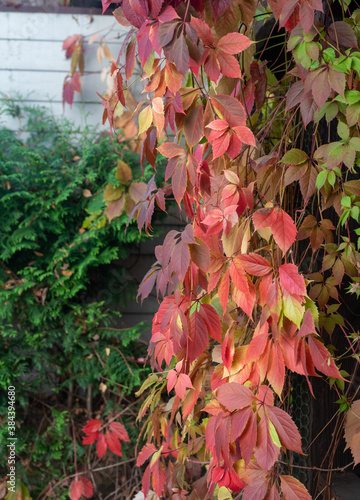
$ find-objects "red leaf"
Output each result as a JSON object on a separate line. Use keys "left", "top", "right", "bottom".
{"left": 171, "top": 240, "right": 190, "bottom": 281}
{"left": 210, "top": 95, "right": 246, "bottom": 128}
{"left": 95, "top": 433, "right": 106, "bottom": 457}
{"left": 173, "top": 33, "right": 190, "bottom": 75}
{"left": 188, "top": 309, "right": 209, "bottom": 361}
{"left": 267, "top": 406, "right": 303, "bottom": 454}
{"left": 254, "top": 415, "right": 280, "bottom": 471}
{"left": 137, "top": 443, "right": 157, "bottom": 466}
{"left": 125, "top": 37, "right": 136, "bottom": 79}
{"left": 266, "top": 342, "right": 285, "bottom": 396}
{"left": 286, "top": 80, "right": 306, "bottom": 111}
{"left": 207, "top": 119, "right": 229, "bottom": 131}
{"left": 272, "top": 209, "right": 297, "bottom": 253}
{"left": 328, "top": 21, "right": 358, "bottom": 48}
{"left": 308, "top": 336, "right": 343, "bottom": 379}
{"left": 312, "top": 69, "right": 330, "bottom": 109}
{"left": 217, "top": 33, "right": 253, "bottom": 54}
{"left": 151, "top": 460, "right": 166, "bottom": 497}
{"left": 172, "top": 159, "right": 187, "bottom": 206}
{"left": 218, "top": 270, "right": 230, "bottom": 315}
{"left": 109, "top": 422, "right": 130, "bottom": 442}
{"left": 191, "top": 17, "right": 213, "bottom": 45}
{"left": 229, "top": 260, "right": 249, "bottom": 293}
{"left": 236, "top": 253, "right": 272, "bottom": 277}
{"left": 232, "top": 278, "right": 256, "bottom": 318}
{"left": 199, "top": 303, "right": 223, "bottom": 342}
{"left": 231, "top": 407, "right": 253, "bottom": 441}
{"left": 240, "top": 412, "right": 258, "bottom": 466}
{"left": 175, "top": 373, "right": 193, "bottom": 398}
{"left": 167, "top": 368, "right": 177, "bottom": 393}
{"left": 142, "top": 464, "right": 152, "bottom": 498}
{"left": 252, "top": 208, "right": 277, "bottom": 230}
{"left": 279, "top": 264, "right": 306, "bottom": 296}
{"left": 184, "top": 105, "right": 204, "bottom": 148}
{"left": 69, "top": 479, "right": 82, "bottom": 500}
{"left": 280, "top": 475, "right": 312, "bottom": 499}
{"left": 233, "top": 125, "right": 256, "bottom": 146}
{"left": 158, "top": 5, "right": 180, "bottom": 22}
{"left": 218, "top": 52, "right": 242, "bottom": 78}
{"left": 299, "top": 165, "right": 317, "bottom": 203}
{"left": 222, "top": 329, "right": 235, "bottom": 373}
{"left": 245, "top": 333, "right": 269, "bottom": 364}
{"left": 210, "top": 0, "right": 233, "bottom": 20}
{"left": 217, "top": 382, "right": 255, "bottom": 410}
{"left": 298, "top": 309, "right": 316, "bottom": 338}
{"left": 80, "top": 478, "right": 94, "bottom": 498}
{"left": 212, "top": 132, "right": 230, "bottom": 159}
{"left": 82, "top": 419, "right": 102, "bottom": 435}
{"left": 158, "top": 142, "right": 185, "bottom": 158}
{"left": 63, "top": 78, "right": 75, "bottom": 107}
{"left": 105, "top": 430, "right": 123, "bottom": 456}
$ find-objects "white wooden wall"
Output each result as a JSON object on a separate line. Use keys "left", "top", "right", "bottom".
{"left": 0, "top": 11, "right": 130, "bottom": 129}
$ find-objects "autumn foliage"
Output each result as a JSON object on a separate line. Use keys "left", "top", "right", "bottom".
{"left": 71, "top": 0, "right": 360, "bottom": 498}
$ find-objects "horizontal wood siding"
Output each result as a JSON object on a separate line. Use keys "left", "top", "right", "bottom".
{"left": 0, "top": 11, "right": 130, "bottom": 128}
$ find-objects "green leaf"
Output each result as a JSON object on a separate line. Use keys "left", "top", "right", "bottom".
{"left": 316, "top": 169, "right": 328, "bottom": 189}
{"left": 323, "top": 47, "right": 335, "bottom": 64}
{"left": 341, "top": 196, "right": 352, "bottom": 208}
{"left": 344, "top": 90, "right": 360, "bottom": 104}
{"left": 328, "top": 170, "right": 336, "bottom": 187}
{"left": 269, "top": 419, "right": 282, "bottom": 448}
{"left": 281, "top": 149, "right": 309, "bottom": 165}
{"left": 326, "top": 102, "right": 338, "bottom": 122}
{"left": 337, "top": 121, "right": 350, "bottom": 141}
{"left": 349, "top": 137, "right": 360, "bottom": 151}
{"left": 351, "top": 205, "right": 360, "bottom": 221}
{"left": 135, "top": 373, "right": 159, "bottom": 396}
{"left": 218, "top": 487, "right": 232, "bottom": 500}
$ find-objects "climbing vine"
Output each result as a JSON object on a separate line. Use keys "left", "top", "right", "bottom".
{"left": 72, "top": 0, "right": 360, "bottom": 498}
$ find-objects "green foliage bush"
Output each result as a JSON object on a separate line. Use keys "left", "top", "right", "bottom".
{"left": 0, "top": 100, "right": 161, "bottom": 495}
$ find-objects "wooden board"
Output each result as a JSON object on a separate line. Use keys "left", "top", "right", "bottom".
{"left": 0, "top": 11, "right": 124, "bottom": 41}
{"left": 0, "top": 39, "right": 126, "bottom": 72}
{"left": 0, "top": 11, "right": 140, "bottom": 129}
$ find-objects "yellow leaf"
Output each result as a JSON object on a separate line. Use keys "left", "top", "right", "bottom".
{"left": 103, "top": 41, "right": 114, "bottom": 60}
{"left": 115, "top": 160, "right": 132, "bottom": 184}
{"left": 143, "top": 51, "right": 155, "bottom": 76}
{"left": 138, "top": 105, "right": 153, "bottom": 135}
{"left": 218, "top": 487, "right": 232, "bottom": 500}
{"left": 104, "top": 183, "right": 124, "bottom": 201}
{"left": 269, "top": 420, "right": 282, "bottom": 448}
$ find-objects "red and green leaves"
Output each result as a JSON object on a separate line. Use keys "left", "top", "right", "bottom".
{"left": 137, "top": 444, "right": 166, "bottom": 498}
{"left": 93, "top": 1, "right": 358, "bottom": 498}
{"left": 214, "top": 382, "right": 303, "bottom": 471}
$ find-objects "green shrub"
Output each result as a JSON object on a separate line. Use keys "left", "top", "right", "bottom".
{"left": 0, "top": 100, "right": 163, "bottom": 495}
